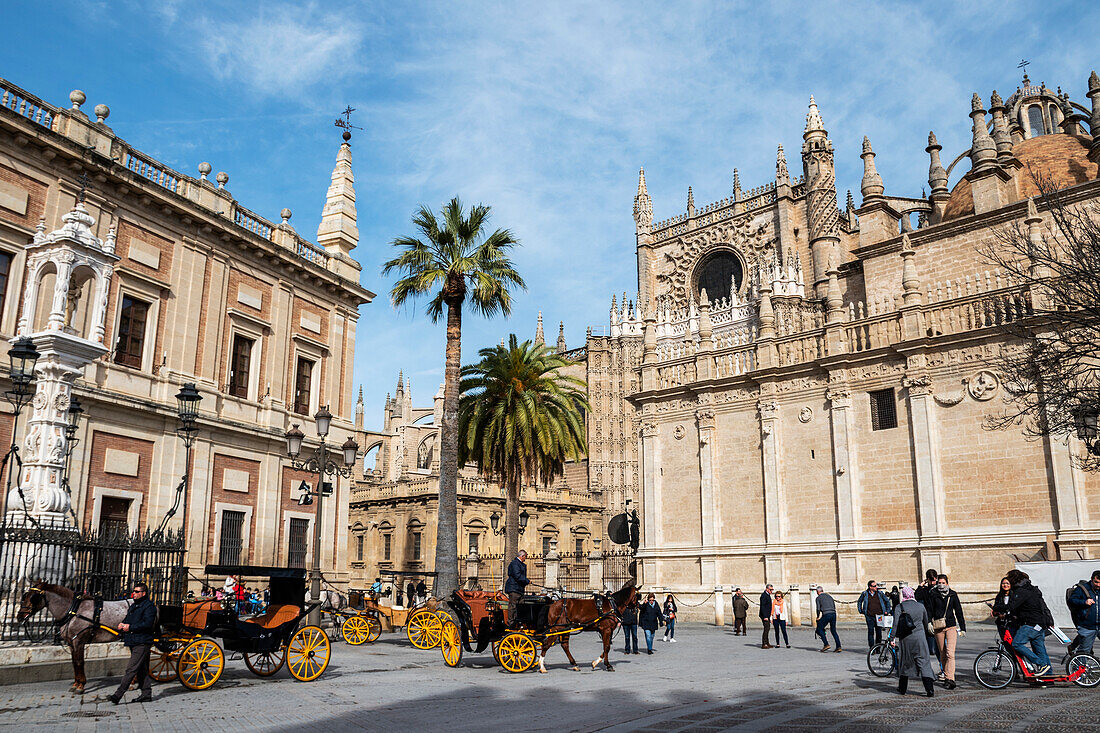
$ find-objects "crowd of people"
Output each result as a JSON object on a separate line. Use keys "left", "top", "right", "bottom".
{"left": 619, "top": 592, "right": 678, "bottom": 654}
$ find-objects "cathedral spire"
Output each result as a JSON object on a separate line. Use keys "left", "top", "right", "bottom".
{"left": 776, "top": 145, "right": 789, "bottom": 184}
{"left": 633, "top": 167, "right": 653, "bottom": 234}
{"left": 556, "top": 321, "right": 567, "bottom": 353}
{"left": 1088, "top": 71, "right": 1100, "bottom": 163}
{"left": 860, "top": 137, "right": 885, "bottom": 201}
{"left": 354, "top": 385, "right": 364, "bottom": 429}
{"left": 535, "top": 311, "right": 545, "bottom": 345}
{"left": 989, "top": 91, "right": 1014, "bottom": 164}
{"left": 969, "top": 93, "right": 998, "bottom": 173}
{"left": 316, "top": 137, "right": 359, "bottom": 261}
{"left": 926, "top": 131, "right": 948, "bottom": 198}
{"left": 804, "top": 95, "right": 825, "bottom": 138}
{"left": 686, "top": 186, "right": 695, "bottom": 217}
{"left": 732, "top": 169, "right": 742, "bottom": 199}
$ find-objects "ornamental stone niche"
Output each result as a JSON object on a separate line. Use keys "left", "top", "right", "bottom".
{"left": 6, "top": 201, "right": 117, "bottom": 529}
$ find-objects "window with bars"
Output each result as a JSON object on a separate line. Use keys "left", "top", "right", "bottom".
{"left": 218, "top": 510, "right": 245, "bottom": 565}
{"left": 288, "top": 517, "right": 309, "bottom": 568}
{"left": 575, "top": 537, "right": 585, "bottom": 556}
{"left": 411, "top": 531, "right": 422, "bottom": 560}
{"left": 869, "top": 388, "right": 898, "bottom": 431}
{"left": 114, "top": 295, "right": 150, "bottom": 369}
{"left": 355, "top": 534, "right": 364, "bottom": 562}
{"left": 293, "top": 357, "right": 314, "bottom": 415}
{"left": 383, "top": 533, "right": 392, "bottom": 560}
{"left": 542, "top": 536, "right": 552, "bottom": 555}
{"left": 468, "top": 532, "right": 479, "bottom": 555}
{"left": 228, "top": 334, "right": 254, "bottom": 398}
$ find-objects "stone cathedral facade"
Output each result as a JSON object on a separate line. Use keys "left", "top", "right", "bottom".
{"left": 585, "top": 70, "right": 1100, "bottom": 610}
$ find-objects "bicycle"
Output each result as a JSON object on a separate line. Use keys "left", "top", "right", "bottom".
{"left": 973, "top": 628, "right": 1100, "bottom": 689}
{"left": 867, "top": 640, "right": 898, "bottom": 677}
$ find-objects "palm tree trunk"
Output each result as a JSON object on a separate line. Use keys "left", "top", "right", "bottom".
{"left": 504, "top": 471, "right": 520, "bottom": 566}
{"left": 433, "top": 299, "right": 462, "bottom": 597}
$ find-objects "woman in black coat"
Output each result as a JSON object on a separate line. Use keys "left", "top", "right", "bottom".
{"left": 638, "top": 593, "right": 664, "bottom": 655}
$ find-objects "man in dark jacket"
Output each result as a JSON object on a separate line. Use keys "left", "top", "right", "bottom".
{"left": 1068, "top": 570, "right": 1100, "bottom": 656}
{"left": 504, "top": 550, "right": 530, "bottom": 626}
{"left": 406, "top": 581, "right": 416, "bottom": 607}
{"left": 857, "top": 580, "right": 892, "bottom": 649}
{"left": 1005, "top": 571, "right": 1052, "bottom": 676}
{"left": 621, "top": 598, "right": 640, "bottom": 654}
{"left": 759, "top": 584, "right": 774, "bottom": 649}
{"left": 109, "top": 582, "right": 157, "bottom": 704}
{"left": 732, "top": 588, "right": 749, "bottom": 635}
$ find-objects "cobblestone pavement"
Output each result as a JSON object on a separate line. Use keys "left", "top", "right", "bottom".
{"left": 0, "top": 623, "right": 1096, "bottom": 732}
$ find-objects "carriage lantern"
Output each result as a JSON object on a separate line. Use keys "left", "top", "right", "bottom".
{"left": 489, "top": 508, "right": 531, "bottom": 535}
{"left": 64, "top": 394, "right": 84, "bottom": 441}
{"left": 7, "top": 337, "right": 39, "bottom": 399}
{"left": 314, "top": 405, "right": 332, "bottom": 438}
{"left": 285, "top": 424, "right": 305, "bottom": 458}
{"left": 1073, "top": 403, "right": 1100, "bottom": 454}
{"left": 341, "top": 436, "right": 359, "bottom": 467}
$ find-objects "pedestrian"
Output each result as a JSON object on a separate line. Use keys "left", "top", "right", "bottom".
{"left": 914, "top": 569, "right": 942, "bottom": 673}
{"left": 108, "top": 582, "right": 156, "bottom": 704}
{"left": 663, "top": 594, "right": 678, "bottom": 643}
{"left": 772, "top": 590, "right": 790, "bottom": 648}
{"left": 732, "top": 588, "right": 749, "bottom": 635}
{"left": 814, "top": 586, "right": 842, "bottom": 652}
{"left": 406, "top": 581, "right": 416, "bottom": 607}
{"left": 639, "top": 593, "right": 664, "bottom": 654}
{"left": 926, "top": 574, "right": 965, "bottom": 689}
{"left": 888, "top": 585, "right": 901, "bottom": 610}
{"left": 991, "top": 576, "right": 1012, "bottom": 636}
{"left": 622, "top": 597, "right": 640, "bottom": 655}
{"left": 1004, "top": 568, "right": 1053, "bottom": 676}
{"left": 857, "top": 579, "right": 892, "bottom": 649}
{"left": 892, "top": 585, "right": 936, "bottom": 697}
{"left": 416, "top": 579, "right": 428, "bottom": 603}
{"left": 1067, "top": 570, "right": 1100, "bottom": 657}
{"left": 759, "top": 584, "right": 775, "bottom": 649}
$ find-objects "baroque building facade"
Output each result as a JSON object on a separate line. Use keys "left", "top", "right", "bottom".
{"left": 0, "top": 77, "right": 372, "bottom": 589}
{"left": 346, "top": 317, "right": 603, "bottom": 590}
{"left": 598, "top": 70, "right": 1100, "bottom": 614}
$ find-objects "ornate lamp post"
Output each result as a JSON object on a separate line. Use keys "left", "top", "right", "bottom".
{"left": 1, "top": 337, "right": 39, "bottom": 519}
{"left": 1072, "top": 404, "right": 1100, "bottom": 454}
{"left": 489, "top": 509, "right": 531, "bottom": 536}
{"left": 285, "top": 405, "right": 358, "bottom": 625}
{"left": 58, "top": 393, "right": 83, "bottom": 524}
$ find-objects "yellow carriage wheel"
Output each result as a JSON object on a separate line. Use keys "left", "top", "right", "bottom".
{"left": 341, "top": 615, "right": 371, "bottom": 646}
{"left": 177, "top": 638, "right": 225, "bottom": 691}
{"left": 440, "top": 620, "right": 463, "bottom": 667}
{"left": 286, "top": 625, "right": 331, "bottom": 682}
{"left": 406, "top": 609, "right": 444, "bottom": 649}
{"left": 497, "top": 632, "right": 536, "bottom": 673}
{"left": 243, "top": 649, "right": 285, "bottom": 677}
{"left": 365, "top": 616, "right": 382, "bottom": 643}
{"left": 149, "top": 637, "right": 182, "bottom": 683}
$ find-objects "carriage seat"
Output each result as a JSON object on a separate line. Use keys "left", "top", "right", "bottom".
{"left": 181, "top": 600, "right": 220, "bottom": 631}
{"left": 243, "top": 604, "right": 300, "bottom": 629}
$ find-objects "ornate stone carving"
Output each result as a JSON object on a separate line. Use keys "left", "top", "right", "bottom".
{"left": 655, "top": 215, "right": 775, "bottom": 307}
{"left": 52, "top": 392, "right": 70, "bottom": 413}
{"left": 640, "top": 421, "right": 659, "bottom": 438}
{"left": 696, "top": 408, "right": 716, "bottom": 430}
{"left": 903, "top": 374, "right": 934, "bottom": 396}
{"left": 827, "top": 387, "right": 851, "bottom": 408}
{"left": 757, "top": 400, "right": 779, "bottom": 420}
{"left": 673, "top": 425, "right": 686, "bottom": 440}
{"left": 775, "top": 375, "right": 827, "bottom": 393}
{"left": 798, "top": 406, "right": 813, "bottom": 423}
{"left": 965, "top": 370, "right": 1000, "bottom": 401}
{"left": 933, "top": 391, "right": 964, "bottom": 406}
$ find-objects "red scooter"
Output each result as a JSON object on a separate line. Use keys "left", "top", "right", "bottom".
{"left": 974, "top": 628, "right": 1100, "bottom": 689}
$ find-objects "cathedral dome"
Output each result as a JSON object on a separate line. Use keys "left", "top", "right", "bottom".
{"left": 941, "top": 133, "right": 1098, "bottom": 221}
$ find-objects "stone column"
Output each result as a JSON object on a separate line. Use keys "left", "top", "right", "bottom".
{"left": 903, "top": 372, "right": 946, "bottom": 569}
{"left": 545, "top": 539, "right": 561, "bottom": 589}
{"left": 697, "top": 406, "right": 717, "bottom": 586}
{"left": 827, "top": 382, "right": 860, "bottom": 545}
{"left": 640, "top": 420, "right": 662, "bottom": 549}
{"left": 465, "top": 552, "right": 480, "bottom": 589}
{"left": 714, "top": 585, "right": 726, "bottom": 626}
{"left": 758, "top": 398, "right": 784, "bottom": 549}
{"left": 808, "top": 584, "right": 818, "bottom": 621}
{"left": 588, "top": 538, "right": 604, "bottom": 590}
{"left": 788, "top": 585, "right": 802, "bottom": 626}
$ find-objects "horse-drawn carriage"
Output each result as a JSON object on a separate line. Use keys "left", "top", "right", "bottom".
{"left": 150, "top": 564, "right": 331, "bottom": 690}
{"left": 440, "top": 585, "right": 637, "bottom": 673}
{"left": 336, "top": 591, "right": 448, "bottom": 649}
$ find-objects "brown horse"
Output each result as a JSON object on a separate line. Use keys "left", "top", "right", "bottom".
{"left": 17, "top": 583, "right": 133, "bottom": 694}
{"left": 537, "top": 582, "right": 638, "bottom": 673}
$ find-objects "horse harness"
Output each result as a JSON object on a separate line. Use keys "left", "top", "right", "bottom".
{"left": 58, "top": 591, "right": 120, "bottom": 641}
{"left": 552, "top": 591, "right": 622, "bottom": 633}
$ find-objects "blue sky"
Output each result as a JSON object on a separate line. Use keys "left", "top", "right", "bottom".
{"left": 1, "top": 1, "right": 1092, "bottom": 430}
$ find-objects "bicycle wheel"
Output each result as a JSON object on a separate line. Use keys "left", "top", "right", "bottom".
{"left": 973, "top": 649, "right": 1015, "bottom": 689}
{"left": 1068, "top": 653, "right": 1100, "bottom": 688}
{"left": 866, "top": 642, "right": 896, "bottom": 677}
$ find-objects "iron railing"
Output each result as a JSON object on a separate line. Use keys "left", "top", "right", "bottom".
{"left": 0, "top": 522, "right": 184, "bottom": 642}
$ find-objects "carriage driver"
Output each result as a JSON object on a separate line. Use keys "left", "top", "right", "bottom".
{"left": 109, "top": 582, "right": 157, "bottom": 705}
{"left": 505, "top": 550, "right": 530, "bottom": 627}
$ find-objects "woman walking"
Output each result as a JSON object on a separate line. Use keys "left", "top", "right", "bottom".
{"left": 892, "top": 586, "right": 936, "bottom": 697}
{"left": 663, "top": 594, "right": 678, "bottom": 643}
{"left": 639, "top": 593, "right": 664, "bottom": 655}
{"left": 991, "top": 576, "right": 1012, "bottom": 636}
{"left": 927, "top": 574, "right": 965, "bottom": 689}
{"left": 772, "top": 590, "right": 790, "bottom": 648}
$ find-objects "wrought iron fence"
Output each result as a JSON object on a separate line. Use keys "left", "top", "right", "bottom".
{"left": 0, "top": 522, "right": 185, "bottom": 642}
{"left": 603, "top": 548, "right": 636, "bottom": 590}
{"left": 558, "top": 552, "right": 590, "bottom": 591}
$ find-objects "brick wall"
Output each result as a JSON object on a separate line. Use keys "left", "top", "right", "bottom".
{"left": 206, "top": 453, "right": 260, "bottom": 563}
{"left": 83, "top": 431, "right": 156, "bottom": 529}
{"left": 0, "top": 164, "right": 47, "bottom": 228}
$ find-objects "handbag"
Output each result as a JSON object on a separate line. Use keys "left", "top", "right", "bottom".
{"left": 932, "top": 617, "right": 947, "bottom": 633}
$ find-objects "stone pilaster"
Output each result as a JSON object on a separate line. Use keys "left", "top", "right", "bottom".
{"left": 588, "top": 537, "right": 604, "bottom": 591}
{"left": 697, "top": 406, "right": 717, "bottom": 586}
{"left": 640, "top": 420, "right": 661, "bottom": 549}
{"left": 757, "top": 398, "right": 783, "bottom": 549}
{"left": 826, "top": 383, "right": 859, "bottom": 543}
{"left": 544, "top": 539, "right": 560, "bottom": 588}
{"left": 902, "top": 371, "right": 945, "bottom": 547}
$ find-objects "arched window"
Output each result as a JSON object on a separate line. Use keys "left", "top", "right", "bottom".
{"left": 362, "top": 442, "right": 382, "bottom": 473}
{"left": 1027, "top": 105, "right": 1046, "bottom": 138}
{"left": 694, "top": 251, "right": 743, "bottom": 303}
{"left": 417, "top": 437, "right": 434, "bottom": 470}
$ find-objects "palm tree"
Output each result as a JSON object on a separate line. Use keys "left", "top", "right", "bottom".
{"left": 458, "top": 336, "right": 589, "bottom": 563}
{"left": 383, "top": 199, "right": 524, "bottom": 596}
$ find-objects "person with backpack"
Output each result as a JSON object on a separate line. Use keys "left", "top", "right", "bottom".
{"left": 857, "top": 580, "right": 892, "bottom": 649}
{"left": 1067, "top": 570, "right": 1100, "bottom": 657}
{"left": 926, "top": 574, "right": 966, "bottom": 689}
{"left": 891, "top": 585, "right": 935, "bottom": 697}
{"left": 1004, "top": 569, "right": 1052, "bottom": 676}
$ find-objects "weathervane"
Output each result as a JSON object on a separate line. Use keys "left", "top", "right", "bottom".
{"left": 334, "top": 105, "right": 362, "bottom": 143}
{"left": 76, "top": 171, "right": 91, "bottom": 203}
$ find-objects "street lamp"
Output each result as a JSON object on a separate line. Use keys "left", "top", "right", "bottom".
{"left": 489, "top": 508, "right": 531, "bottom": 536}
{"left": 1, "top": 337, "right": 39, "bottom": 518}
{"left": 156, "top": 383, "right": 202, "bottom": 600}
{"left": 1073, "top": 404, "right": 1100, "bottom": 454}
{"left": 59, "top": 394, "right": 84, "bottom": 524}
{"left": 284, "top": 405, "right": 358, "bottom": 625}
